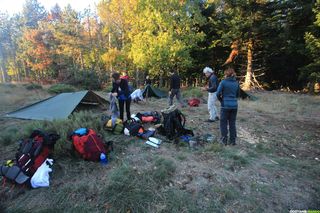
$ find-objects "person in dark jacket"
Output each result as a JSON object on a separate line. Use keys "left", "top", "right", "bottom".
{"left": 111, "top": 72, "right": 131, "bottom": 121}
{"left": 202, "top": 67, "right": 219, "bottom": 122}
{"left": 216, "top": 68, "right": 240, "bottom": 145}
{"left": 168, "top": 71, "right": 184, "bottom": 107}
{"left": 145, "top": 75, "right": 151, "bottom": 85}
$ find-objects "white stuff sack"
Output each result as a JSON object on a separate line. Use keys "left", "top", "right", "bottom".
{"left": 31, "top": 159, "right": 53, "bottom": 188}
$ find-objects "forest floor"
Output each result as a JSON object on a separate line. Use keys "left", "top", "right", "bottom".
{"left": 0, "top": 83, "right": 319, "bottom": 213}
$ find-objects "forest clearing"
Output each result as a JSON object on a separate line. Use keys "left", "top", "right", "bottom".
{"left": 1, "top": 0, "right": 320, "bottom": 212}
{"left": 0, "top": 84, "right": 319, "bottom": 212}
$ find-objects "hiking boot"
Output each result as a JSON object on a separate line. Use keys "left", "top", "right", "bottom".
{"left": 206, "top": 119, "right": 216, "bottom": 123}
{"left": 219, "top": 137, "right": 227, "bottom": 146}
{"left": 229, "top": 138, "right": 236, "bottom": 146}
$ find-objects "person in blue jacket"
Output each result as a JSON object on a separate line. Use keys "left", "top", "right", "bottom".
{"left": 111, "top": 72, "right": 131, "bottom": 121}
{"left": 216, "top": 67, "right": 240, "bottom": 145}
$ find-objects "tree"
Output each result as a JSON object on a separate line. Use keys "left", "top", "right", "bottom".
{"left": 129, "top": 0, "right": 205, "bottom": 84}
{"left": 22, "top": 0, "right": 47, "bottom": 29}
{"left": 303, "top": 0, "right": 320, "bottom": 93}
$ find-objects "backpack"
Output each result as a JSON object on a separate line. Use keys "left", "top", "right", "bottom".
{"left": 123, "top": 119, "right": 155, "bottom": 139}
{"left": 0, "top": 130, "right": 59, "bottom": 185}
{"left": 159, "top": 105, "right": 194, "bottom": 140}
{"left": 123, "top": 119, "right": 144, "bottom": 136}
{"left": 188, "top": 98, "right": 200, "bottom": 107}
{"left": 69, "top": 128, "right": 106, "bottom": 161}
{"left": 136, "top": 111, "right": 161, "bottom": 124}
{"left": 103, "top": 118, "right": 124, "bottom": 135}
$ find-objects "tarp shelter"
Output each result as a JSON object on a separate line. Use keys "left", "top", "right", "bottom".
{"left": 6, "top": 90, "right": 109, "bottom": 121}
{"left": 142, "top": 85, "right": 167, "bottom": 98}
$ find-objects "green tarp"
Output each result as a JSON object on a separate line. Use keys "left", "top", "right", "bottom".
{"left": 6, "top": 90, "right": 109, "bottom": 121}
{"left": 142, "top": 85, "right": 167, "bottom": 98}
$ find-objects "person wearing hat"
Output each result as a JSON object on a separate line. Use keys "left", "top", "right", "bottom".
{"left": 202, "top": 67, "right": 219, "bottom": 122}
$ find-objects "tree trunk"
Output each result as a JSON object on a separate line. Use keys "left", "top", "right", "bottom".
{"left": 0, "top": 48, "right": 8, "bottom": 83}
{"left": 243, "top": 38, "right": 253, "bottom": 91}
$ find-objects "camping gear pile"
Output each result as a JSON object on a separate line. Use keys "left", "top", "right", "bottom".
{"left": 1, "top": 89, "right": 199, "bottom": 189}
{"left": 0, "top": 130, "right": 59, "bottom": 187}
{"left": 68, "top": 128, "right": 113, "bottom": 162}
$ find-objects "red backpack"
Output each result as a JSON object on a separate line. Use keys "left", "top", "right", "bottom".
{"left": 0, "top": 130, "right": 59, "bottom": 185}
{"left": 188, "top": 98, "right": 200, "bottom": 107}
{"left": 70, "top": 128, "right": 106, "bottom": 161}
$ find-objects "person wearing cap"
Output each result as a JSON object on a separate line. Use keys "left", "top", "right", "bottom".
{"left": 202, "top": 66, "right": 219, "bottom": 122}
{"left": 216, "top": 67, "right": 240, "bottom": 145}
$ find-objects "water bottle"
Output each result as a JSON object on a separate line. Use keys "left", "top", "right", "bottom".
{"left": 100, "top": 153, "right": 108, "bottom": 165}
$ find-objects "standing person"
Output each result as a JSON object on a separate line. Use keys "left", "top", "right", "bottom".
{"left": 145, "top": 75, "right": 151, "bottom": 85}
{"left": 111, "top": 72, "right": 131, "bottom": 121}
{"left": 216, "top": 68, "right": 240, "bottom": 145}
{"left": 144, "top": 75, "right": 151, "bottom": 101}
{"left": 168, "top": 70, "right": 184, "bottom": 107}
{"left": 120, "top": 71, "right": 129, "bottom": 81}
{"left": 202, "top": 67, "right": 219, "bottom": 122}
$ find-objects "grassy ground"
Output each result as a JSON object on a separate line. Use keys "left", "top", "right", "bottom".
{"left": 0, "top": 84, "right": 319, "bottom": 213}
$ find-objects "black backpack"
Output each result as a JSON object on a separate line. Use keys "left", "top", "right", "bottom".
{"left": 160, "top": 108, "right": 193, "bottom": 140}
{"left": 124, "top": 119, "right": 144, "bottom": 136}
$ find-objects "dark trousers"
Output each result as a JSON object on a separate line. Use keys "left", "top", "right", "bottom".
{"left": 168, "top": 89, "right": 184, "bottom": 106}
{"left": 119, "top": 99, "right": 131, "bottom": 121}
{"left": 220, "top": 108, "right": 237, "bottom": 143}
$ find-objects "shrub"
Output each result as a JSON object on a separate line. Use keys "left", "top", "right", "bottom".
{"left": 48, "top": 84, "right": 76, "bottom": 94}
{"left": 68, "top": 70, "right": 102, "bottom": 90}
{"left": 182, "top": 87, "right": 203, "bottom": 98}
{"left": 25, "top": 83, "right": 42, "bottom": 90}
{"left": 0, "top": 127, "right": 21, "bottom": 146}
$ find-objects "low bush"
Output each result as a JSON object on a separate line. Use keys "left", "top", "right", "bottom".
{"left": 24, "top": 83, "right": 42, "bottom": 90}
{"left": 182, "top": 87, "right": 203, "bottom": 98}
{"left": 48, "top": 84, "right": 76, "bottom": 94}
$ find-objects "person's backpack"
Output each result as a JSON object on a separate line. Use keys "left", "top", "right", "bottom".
{"left": 159, "top": 105, "right": 194, "bottom": 140}
{"left": 103, "top": 117, "right": 124, "bottom": 135}
{"left": 123, "top": 119, "right": 144, "bottom": 136}
{"left": 0, "top": 130, "right": 59, "bottom": 185}
{"left": 136, "top": 111, "right": 161, "bottom": 124}
{"left": 69, "top": 128, "right": 107, "bottom": 161}
{"left": 188, "top": 98, "right": 200, "bottom": 107}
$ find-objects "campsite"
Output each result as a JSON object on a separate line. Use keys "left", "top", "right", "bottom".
{"left": 1, "top": 0, "right": 320, "bottom": 212}
{"left": 0, "top": 83, "right": 319, "bottom": 212}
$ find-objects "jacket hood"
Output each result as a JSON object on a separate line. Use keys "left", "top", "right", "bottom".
{"left": 225, "top": 76, "right": 236, "bottom": 81}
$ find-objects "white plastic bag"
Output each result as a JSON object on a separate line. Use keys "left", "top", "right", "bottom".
{"left": 30, "top": 159, "right": 53, "bottom": 188}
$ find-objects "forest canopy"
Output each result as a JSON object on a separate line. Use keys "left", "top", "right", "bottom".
{"left": 0, "top": 0, "right": 319, "bottom": 92}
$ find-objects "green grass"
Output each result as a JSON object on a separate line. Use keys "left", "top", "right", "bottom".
{"left": 213, "top": 185, "right": 240, "bottom": 205}
{"left": 205, "top": 143, "right": 224, "bottom": 153}
{"left": 101, "top": 158, "right": 176, "bottom": 212}
{"left": 0, "top": 127, "right": 22, "bottom": 146}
